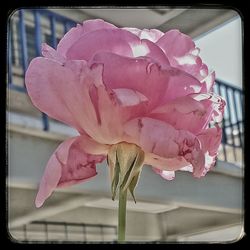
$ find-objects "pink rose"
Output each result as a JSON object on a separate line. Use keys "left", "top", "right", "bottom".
{"left": 25, "top": 19, "right": 225, "bottom": 207}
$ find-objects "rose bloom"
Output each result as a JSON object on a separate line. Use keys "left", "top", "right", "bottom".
{"left": 25, "top": 19, "right": 225, "bottom": 208}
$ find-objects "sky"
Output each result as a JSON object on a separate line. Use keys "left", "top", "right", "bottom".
{"left": 194, "top": 16, "right": 242, "bottom": 88}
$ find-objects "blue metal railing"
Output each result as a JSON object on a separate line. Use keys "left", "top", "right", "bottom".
{"left": 214, "top": 79, "right": 244, "bottom": 162}
{"left": 8, "top": 9, "right": 244, "bottom": 163}
{"left": 8, "top": 9, "right": 77, "bottom": 130}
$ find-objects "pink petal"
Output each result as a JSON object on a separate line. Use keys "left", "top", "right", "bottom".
{"left": 152, "top": 95, "right": 205, "bottom": 114}
{"left": 123, "top": 27, "right": 164, "bottom": 42}
{"left": 169, "top": 126, "right": 222, "bottom": 177}
{"left": 197, "top": 126, "right": 222, "bottom": 176}
{"left": 25, "top": 57, "right": 125, "bottom": 144}
{"left": 57, "top": 19, "right": 116, "bottom": 57}
{"left": 191, "top": 92, "right": 226, "bottom": 124}
{"left": 140, "top": 29, "right": 164, "bottom": 42}
{"left": 158, "top": 66, "right": 203, "bottom": 102}
{"left": 122, "top": 27, "right": 141, "bottom": 36}
{"left": 66, "top": 29, "right": 140, "bottom": 60}
{"left": 198, "top": 125, "right": 222, "bottom": 157}
{"left": 81, "top": 19, "right": 117, "bottom": 33}
{"left": 57, "top": 24, "right": 86, "bottom": 57}
{"left": 176, "top": 55, "right": 203, "bottom": 80}
{"left": 139, "top": 39, "right": 170, "bottom": 67}
{"left": 200, "top": 70, "right": 216, "bottom": 93}
{"left": 35, "top": 136, "right": 106, "bottom": 208}
{"left": 157, "top": 29, "right": 195, "bottom": 59}
{"left": 124, "top": 117, "right": 205, "bottom": 177}
{"left": 153, "top": 168, "right": 175, "bottom": 180}
{"left": 180, "top": 165, "right": 194, "bottom": 172}
{"left": 150, "top": 95, "right": 209, "bottom": 134}
{"left": 113, "top": 88, "right": 148, "bottom": 107}
{"left": 90, "top": 52, "right": 202, "bottom": 108}
{"left": 153, "top": 126, "right": 222, "bottom": 178}
{"left": 144, "top": 153, "right": 189, "bottom": 171}
{"left": 25, "top": 57, "right": 88, "bottom": 133}
{"left": 74, "top": 132, "right": 110, "bottom": 155}
{"left": 65, "top": 28, "right": 170, "bottom": 68}
{"left": 35, "top": 153, "right": 62, "bottom": 208}
{"left": 86, "top": 65, "right": 125, "bottom": 143}
{"left": 41, "top": 43, "right": 66, "bottom": 63}
{"left": 157, "top": 29, "right": 212, "bottom": 87}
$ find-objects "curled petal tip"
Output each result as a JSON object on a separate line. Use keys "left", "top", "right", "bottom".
{"left": 35, "top": 196, "right": 44, "bottom": 208}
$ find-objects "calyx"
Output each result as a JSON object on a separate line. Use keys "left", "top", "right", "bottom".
{"left": 107, "top": 142, "right": 145, "bottom": 202}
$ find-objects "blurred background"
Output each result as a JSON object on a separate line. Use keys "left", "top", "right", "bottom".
{"left": 7, "top": 7, "right": 244, "bottom": 243}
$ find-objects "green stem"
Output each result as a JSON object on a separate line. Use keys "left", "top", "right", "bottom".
{"left": 118, "top": 187, "right": 127, "bottom": 243}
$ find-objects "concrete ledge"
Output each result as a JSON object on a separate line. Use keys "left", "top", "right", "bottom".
{"left": 213, "top": 160, "right": 243, "bottom": 178}
{"left": 8, "top": 124, "right": 69, "bottom": 142}
{"left": 7, "top": 111, "right": 78, "bottom": 141}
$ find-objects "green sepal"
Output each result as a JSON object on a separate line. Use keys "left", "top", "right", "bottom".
{"left": 128, "top": 171, "right": 141, "bottom": 203}
{"left": 111, "top": 152, "right": 120, "bottom": 200}
{"left": 107, "top": 142, "right": 145, "bottom": 202}
{"left": 120, "top": 149, "right": 144, "bottom": 193}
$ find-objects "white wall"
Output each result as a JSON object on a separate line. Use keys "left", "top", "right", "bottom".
{"left": 194, "top": 17, "right": 242, "bottom": 88}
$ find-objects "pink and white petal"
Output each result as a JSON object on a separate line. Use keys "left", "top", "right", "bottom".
{"left": 73, "top": 63, "right": 125, "bottom": 144}
{"left": 66, "top": 28, "right": 169, "bottom": 66}
{"left": 67, "top": 62, "right": 125, "bottom": 144}
{"left": 139, "top": 39, "right": 170, "bottom": 67}
{"left": 153, "top": 168, "right": 175, "bottom": 180}
{"left": 191, "top": 92, "right": 226, "bottom": 124}
{"left": 200, "top": 70, "right": 216, "bottom": 93}
{"left": 180, "top": 165, "right": 193, "bottom": 172}
{"left": 90, "top": 52, "right": 165, "bottom": 108}
{"left": 57, "top": 140, "right": 105, "bottom": 187}
{"left": 90, "top": 52, "right": 202, "bottom": 108}
{"left": 61, "top": 60, "right": 120, "bottom": 141}
{"left": 25, "top": 57, "right": 125, "bottom": 143}
{"left": 66, "top": 29, "right": 140, "bottom": 60}
{"left": 197, "top": 125, "right": 222, "bottom": 176}
{"left": 175, "top": 54, "right": 203, "bottom": 78}
{"left": 113, "top": 88, "right": 148, "bottom": 107}
{"left": 197, "top": 125, "right": 222, "bottom": 156}
{"left": 57, "top": 135, "right": 106, "bottom": 186}
{"left": 25, "top": 57, "right": 89, "bottom": 133}
{"left": 124, "top": 117, "right": 179, "bottom": 158}
{"left": 35, "top": 137, "right": 78, "bottom": 208}
{"left": 152, "top": 95, "right": 205, "bottom": 114}
{"left": 57, "top": 19, "right": 116, "bottom": 57}
{"left": 85, "top": 65, "right": 126, "bottom": 143}
{"left": 35, "top": 136, "right": 106, "bottom": 208}
{"left": 81, "top": 19, "right": 117, "bottom": 33}
{"left": 57, "top": 24, "right": 85, "bottom": 57}
{"left": 157, "top": 29, "right": 211, "bottom": 82}
{"left": 41, "top": 43, "right": 66, "bottom": 63}
{"left": 144, "top": 153, "right": 189, "bottom": 171}
{"left": 150, "top": 158, "right": 199, "bottom": 180}
{"left": 129, "top": 38, "right": 170, "bottom": 67}
{"left": 150, "top": 95, "right": 210, "bottom": 134}
{"left": 35, "top": 153, "right": 62, "bottom": 208}
{"left": 123, "top": 27, "right": 164, "bottom": 42}
{"left": 124, "top": 117, "right": 205, "bottom": 177}
{"left": 157, "top": 29, "right": 195, "bottom": 60}
{"left": 199, "top": 63, "right": 209, "bottom": 78}
{"left": 122, "top": 27, "right": 141, "bottom": 36}
{"left": 160, "top": 67, "right": 203, "bottom": 102}
{"left": 140, "top": 29, "right": 164, "bottom": 42}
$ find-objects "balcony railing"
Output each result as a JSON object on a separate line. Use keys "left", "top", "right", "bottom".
{"left": 213, "top": 79, "right": 244, "bottom": 163}
{"left": 7, "top": 9, "right": 244, "bottom": 165}
{"left": 8, "top": 9, "right": 77, "bottom": 130}
{"left": 13, "top": 220, "right": 117, "bottom": 242}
